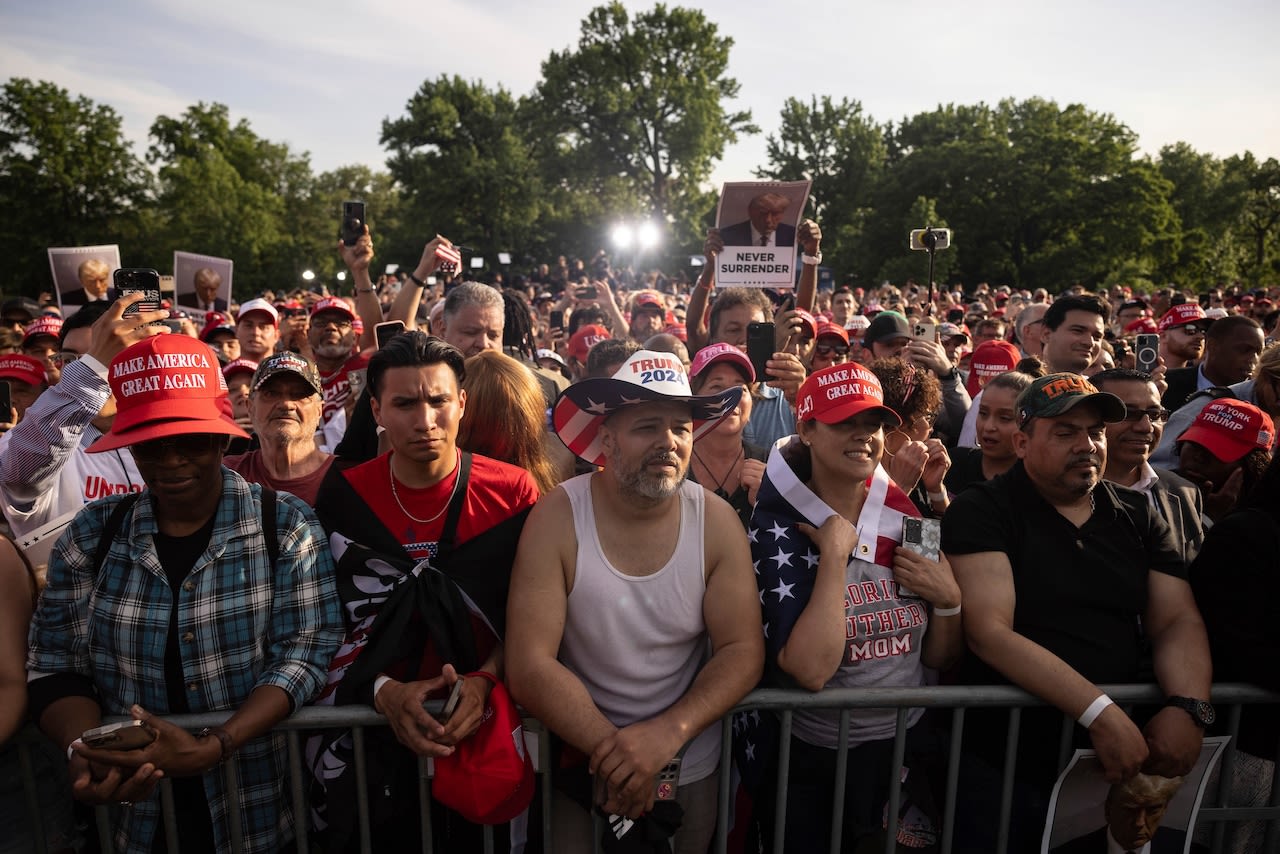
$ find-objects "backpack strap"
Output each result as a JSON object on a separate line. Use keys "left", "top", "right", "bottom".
{"left": 260, "top": 487, "right": 278, "bottom": 569}
{"left": 93, "top": 493, "right": 142, "bottom": 572}
{"left": 434, "top": 452, "right": 472, "bottom": 563}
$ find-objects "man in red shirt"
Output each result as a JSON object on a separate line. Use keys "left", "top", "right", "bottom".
{"left": 307, "top": 296, "right": 369, "bottom": 447}
{"left": 312, "top": 331, "right": 537, "bottom": 849}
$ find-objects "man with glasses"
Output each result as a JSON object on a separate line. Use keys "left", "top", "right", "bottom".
{"left": 1162, "top": 315, "right": 1264, "bottom": 411}
{"left": 305, "top": 297, "right": 368, "bottom": 450}
{"left": 1092, "top": 369, "right": 1205, "bottom": 562}
{"left": 27, "top": 332, "right": 342, "bottom": 854}
{"left": 1156, "top": 303, "right": 1209, "bottom": 372}
{"left": 808, "top": 320, "right": 849, "bottom": 371}
{"left": 0, "top": 298, "right": 154, "bottom": 538}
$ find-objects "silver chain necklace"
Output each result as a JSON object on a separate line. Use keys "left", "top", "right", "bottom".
{"left": 388, "top": 453, "right": 459, "bottom": 525}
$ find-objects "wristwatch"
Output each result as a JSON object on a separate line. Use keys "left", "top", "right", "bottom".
{"left": 1165, "top": 696, "right": 1215, "bottom": 728}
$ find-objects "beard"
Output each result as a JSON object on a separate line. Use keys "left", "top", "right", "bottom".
{"left": 614, "top": 450, "right": 687, "bottom": 501}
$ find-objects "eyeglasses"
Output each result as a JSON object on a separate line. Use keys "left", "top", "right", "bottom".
{"left": 1177, "top": 324, "right": 1207, "bottom": 336}
{"left": 1119, "top": 408, "right": 1170, "bottom": 424}
{"left": 54, "top": 352, "right": 81, "bottom": 366}
{"left": 815, "top": 343, "right": 849, "bottom": 356}
{"left": 130, "top": 433, "right": 224, "bottom": 461}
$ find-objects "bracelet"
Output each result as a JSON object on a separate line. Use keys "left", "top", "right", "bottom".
{"left": 801, "top": 252, "right": 823, "bottom": 266}
{"left": 197, "top": 726, "right": 235, "bottom": 762}
{"left": 927, "top": 491, "right": 947, "bottom": 503}
{"left": 1078, "top": 694, "right": 1114, "bottom": 728}
{"left": 407, "top": 271, "right": 428, "bottom": 288}
{"left": 66, "top": 737, "right": 84, "bottom": 761}
{"left": 357, "top": 287, "right": 375, "bottom": 294}
{"left": 933, "top": 604, "right": 961, "bottom": 617}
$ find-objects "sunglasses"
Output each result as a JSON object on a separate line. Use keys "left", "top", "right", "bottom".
{"left": 1177, "top": 324, "right": 1208, "bottom": 335}
{"left": 130, "top": 433, "right": 224, "bottom": 461}
{"left": 1119, "top": 408, "right": 1170, "bottom": 424}
{"left": 815, "top": 343, "right": 849, "bottom": 356}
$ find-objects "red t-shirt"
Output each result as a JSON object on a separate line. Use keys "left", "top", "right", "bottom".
{"left": 319, "top": 352, "right": 371, "bottom": 426}
{"left": 223, "top": 451, "right": 334, "bottom": 506}
{"left": 341, "top": 449, "right": 539, "bottom": 681}
{"left": 342, "top": 449, "right": 539, "bottom": 562}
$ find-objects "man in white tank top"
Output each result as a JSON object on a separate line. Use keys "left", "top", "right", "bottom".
{"left": 507, "top": 350, "right": 764, "bottom": 854}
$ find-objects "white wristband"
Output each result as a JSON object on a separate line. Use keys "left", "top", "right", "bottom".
{"left": 928, "top": 491, "right": 948, "bottom": 503}
{"left": 1078, "top": 694, "right": 1113, "bottom": 728}
{"left": 373, "top": 675, "right": 393, "bottom": 705}
{"left": 933, "top": 604, "right": 961, "bottom": 617}
{"left": 66, "top": 737, "right": 84, "bottom": 761}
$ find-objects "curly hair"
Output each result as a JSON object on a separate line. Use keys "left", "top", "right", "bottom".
{"left": 867, "top": 358, "right": 942, "bottom": 427}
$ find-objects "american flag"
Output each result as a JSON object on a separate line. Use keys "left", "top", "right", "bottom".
{"left": 733, "top": 439, "right": 919, "bottom": 790}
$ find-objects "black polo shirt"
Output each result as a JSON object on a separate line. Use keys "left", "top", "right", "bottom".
{"left": 942, "top": 460, "right": 1185, "bottom": 686}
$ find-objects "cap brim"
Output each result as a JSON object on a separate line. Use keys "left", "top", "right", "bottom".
{"left": 1039, "top": 391, "right": 1128, "bottom": 423}
{"left": 87, "top": 415, "right": 249, "bottom": 454}
{"left": 553, "top": 379, "right": 742, "bottom": 466}
{"left": 807, "top": 398, "right": 901, "bottom": 428}
{"left": 1176, "top": 424, "right": 1253, "bottom": 464}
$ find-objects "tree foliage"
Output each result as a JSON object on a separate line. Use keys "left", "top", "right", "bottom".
{"left": 535, "top": 2, "right": 756, "bottom": 247}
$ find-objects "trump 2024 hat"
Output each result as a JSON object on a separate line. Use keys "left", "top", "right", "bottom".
{"left": 795, "top": 363, "right": 900, "bottom": 426}
{"left": 250, "top": 351, "right": 323, "bottom": 396}
{"left": 1177, "top": 399, "right": 1274, "bottom": 463}
{"left": 553, "top": 349, "right": 742, "bottom": 466}
{"left": 689, "top": 342, "right": 755, "bottom": 384}
{"left": 1016, "top": 373, "right": 1126, "bottom": 427}
{"left": 88, "top": 334, "right": 249, "bottom": 453}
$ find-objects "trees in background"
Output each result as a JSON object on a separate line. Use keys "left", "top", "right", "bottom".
{"left": 1, "top": 3, "right": 1278, "bottom": 298}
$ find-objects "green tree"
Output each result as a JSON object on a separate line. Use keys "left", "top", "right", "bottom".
{"left": 757, "top": 95, "right": 886, "bottom": 278}
{"left": 1225, "top": 153, "right": 1280, "bottom": 282}
{"left": 534, "top": 2, "right": 757, "bottom": 250}
{"left": 381, "top": 75, "right": 544, "bottom": 266}
{"left": 0, "top": 78, "right": 151, "bottom": 296}
{"left": 146, "top": 103, "right": 317, "bottom": 297}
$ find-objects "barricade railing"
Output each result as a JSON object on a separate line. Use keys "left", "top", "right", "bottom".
{"left": 11, "top": 682, "right": 1280, "bottom": 854}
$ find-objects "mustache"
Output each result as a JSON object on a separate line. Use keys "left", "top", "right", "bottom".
{"left": 1067, "top": 453, "right": 1102, "bottom": 468}
{"left": 644, "top": 452, "right": 680, "bottom": 467}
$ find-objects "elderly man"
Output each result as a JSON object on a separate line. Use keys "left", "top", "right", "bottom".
{"left": 61, "top": 258, "right": 112, "bottom": 307}
{"left": 235, "top": 298, "right": 280, "bottom": 362}
{"left": 1014, "top": 301, "right": 1048, "bottom": 358}
{"left": 27, "top": 332, "right": 342, "bottom": 854}
{"left": 305, "top": 296, "right": 368, "bottom": 449}
{"left": 178, "top": 267, "right": 228, "bottom": 312}
{"left": 508, "top": 349, "right": 763, "bottom": 853}
{"left": 720, "top": 191, "right": 797, "bottom": 248}
{"left": 943, "top": 373, "right": 1211, "bottom": 853}
{"left": 224, "top": 352, "right": 332, "bottom": 505}
{"left": 440, "top": 282, "right": 504, "bottom": 358}
{"left": 1051, "top": 773, "right": 1185, "bottom": 854}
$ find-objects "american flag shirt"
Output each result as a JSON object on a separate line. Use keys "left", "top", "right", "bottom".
{"left": 744, "top": 439, "right": 929, "bottom": 750}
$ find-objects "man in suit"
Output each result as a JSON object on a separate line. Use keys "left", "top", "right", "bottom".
{"left": 177, "top": 267, "right": 229, "bottom": 313}
{"left": 1093, "top": 369, "right": 1206, "bottom": 563}
{"left": 1051, "top": 773, "right": 1186, "bottom": 854}
{"left": 1161, "top": 315, "right": 1265, "bottom": 411}
{"left": 719, "top": 191, "right": 797, "bottom": 248}
{"left": 59, "top": 258, "right": 111, "bottom": 307}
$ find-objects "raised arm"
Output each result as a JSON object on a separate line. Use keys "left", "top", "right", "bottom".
{"left": 950, "top": 550, "right": 1150, "bottom": 782}
{"left": 686, "top": 229, "right": 723, "bottom": 353}
{"left": 340, "top": 225, "right": 381, "bottom": 350}
{"left": 794, "top": 219, "right": 821, "bottom": 313}
{"left": 387, "top": 235, "right": 456, "bottom": 329}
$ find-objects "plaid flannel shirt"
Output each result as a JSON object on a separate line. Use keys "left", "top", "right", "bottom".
{"left": 27, "top": 467, "right": 344, "bottom": 854}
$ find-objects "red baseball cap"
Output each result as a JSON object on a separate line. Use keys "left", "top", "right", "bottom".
{"left": 87, "top": 335, "right": 248, "bottom": 453}
{"left": 792, "top": 309, "right": 818, "bottom": 339}
{"left": 222, "top": 358, "right": 259, "bottom": 380}
{"left": 966, "top": 340, "right": 1022, "bottom": 397}
{"left": 22, "top": 316, "right": 63, "bottom": 348}
{"left": 632, "top": 293, "right": 664, "bottom": 313}
{"left": 1124, "top": 317, "right": 1160, "bottom": 335}
{"left": 1177, "top": 399, "right": 1274, "bottom": 463}
{"left": 200, "top": 312, "right": 237, "bottom": 342}
{"left": 690, "top": 342, "right": 755, "bottom": 384}
{"left": 0, "top": 354, "right": 48, "bottom": 387}
{"left": 815, "top": 320, "right": 849, "bottom": 345}
{"left": 795, "top": 363, "right": 901, "bottom": 427}
{"left": 1158, "top": 303, "right": 1207, "bottom": 333}
{"left": 310, "top": 296, "right": 356, "bottom": 321}
{"left": 567, "top": 324, "right": 611, "bottom": 363}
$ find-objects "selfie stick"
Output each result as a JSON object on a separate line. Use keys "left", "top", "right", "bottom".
{"left": 922, "top": 226, "right": 940, "bottom": 318}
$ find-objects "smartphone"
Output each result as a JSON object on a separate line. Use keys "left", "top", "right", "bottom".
{"left": 911, "top": 320, "right": 938, "bottom": 342}
{"left": 375, "top": 320, "right": 406, "bottom": 350}
{"left": 430, "top": 678, "right": 465, "bottom": 722}
{"left": 1135, "top": 333, "right": 1159, "bottom": 374}
{"left": 548, "top": 309, "right": 564, "bottom": 330}
{"left": 0, "top": 381, "right": 10, "bottom": 417}
{"left": 340, "top": 200, "right": 365, "bottom": 247}
{"left": 575, "top": 286, "right": 596, "bottom": 300}
{"left": 899, "top": 517, "right": 942, "bottom": 599}
{"left": 161, "top": 318, "right": 185, "bottom": 334}
{"left": 82, "top": 720, "right": 156, "bottom": 751}
{"left": 747, "top": 321, "right": 775, "bottom": 382}
{"left": 113, "top": 269, "right": 162, "bottom": 318}
{"left": 347, "top": 368, "right": 367, "bottom": 398}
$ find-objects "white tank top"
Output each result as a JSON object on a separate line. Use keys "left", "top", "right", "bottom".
{"left": 559, "top": 473, "right": 720, "bottom": 784}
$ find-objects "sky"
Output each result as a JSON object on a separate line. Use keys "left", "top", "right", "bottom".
{"left": 2, "top": 0, "right": 1277, "bottom": 194}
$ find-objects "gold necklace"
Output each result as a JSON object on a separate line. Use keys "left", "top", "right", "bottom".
{"left": 388, "top": 453, "right": 459, "bottom": 525}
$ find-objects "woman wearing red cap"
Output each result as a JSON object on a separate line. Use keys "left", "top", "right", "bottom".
{"left": 687, "top": 343, "right": 766, "bottom": 528}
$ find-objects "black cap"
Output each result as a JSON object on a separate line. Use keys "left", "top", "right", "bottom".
{"left": 1, "top": 297, "right": 40, "bottom": 323}
{"left": 862, "top": 312, "right": 912, "bottom": 346}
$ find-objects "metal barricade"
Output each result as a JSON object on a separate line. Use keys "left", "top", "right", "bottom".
{"left": 10, "top": 683, "right": 1280, "bottom": 854}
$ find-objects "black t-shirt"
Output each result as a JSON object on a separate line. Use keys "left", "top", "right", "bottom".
{"left": 942, "top": 446, "right": 987, "bottom": 496}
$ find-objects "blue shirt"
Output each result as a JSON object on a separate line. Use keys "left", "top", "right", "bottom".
{"left": 28, "top": 468, "right": 344, "bottom": 854}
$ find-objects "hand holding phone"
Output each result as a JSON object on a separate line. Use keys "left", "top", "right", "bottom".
{"left": 427, "top": 677, "right": 465, "bottom": 723}
{"left": 1135, "top": 334, "right": 1159, "bottom": 374}
{"left": 340, "top": 200, "right": 366, "bottom": 247}
{"left": 113, "top": 269, "right": 162, "bottom": 318}
{"left": 898, "top": 517, "right": 942, "bottom": 598}
{"left": 375, "top": 320, "right": 406, "bottom": 350}
{"left": 747, "top": 321, "right": 775, "bottom": 382}
{"left": 81, "top": 720, "right": 157, "bottom": 751}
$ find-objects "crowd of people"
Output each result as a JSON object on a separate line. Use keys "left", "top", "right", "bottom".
{"left": 0, "top": 215, "right": 1278, "bottom": 854}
